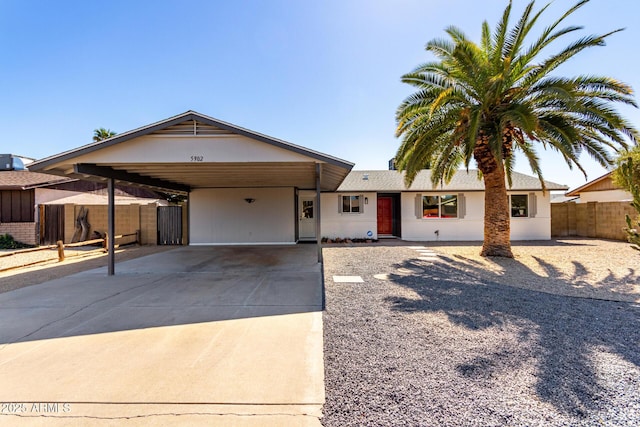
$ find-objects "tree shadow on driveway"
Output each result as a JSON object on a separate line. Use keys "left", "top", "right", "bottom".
{"left": 385, "top": 256, "right": 640, "bottom": 418}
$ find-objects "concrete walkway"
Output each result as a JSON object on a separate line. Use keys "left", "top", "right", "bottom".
{"left": 0, "top": 245, "right": 324, "bottom": 426}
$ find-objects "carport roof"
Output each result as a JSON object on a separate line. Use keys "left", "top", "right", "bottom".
{"left": 28, "top": 111, "right": 354, "bottom": 193}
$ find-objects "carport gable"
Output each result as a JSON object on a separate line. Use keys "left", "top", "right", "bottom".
{"left": 28, "top": 110, "right": 353, "bottom": 191}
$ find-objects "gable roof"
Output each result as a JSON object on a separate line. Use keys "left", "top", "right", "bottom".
{"left": 0, "top": 171, "right": 75, "bottom": 190}
{"left": 565, "top": 172, "right": 619, "bottom": 196}
{"left": 29, "top": 110, "right": 353, "bottom": 171}
{"left": 337, "top": 170, "right": 568, "bottom": 192}
{"left": 28, "top": 111, "right": 354, "bottom": 192}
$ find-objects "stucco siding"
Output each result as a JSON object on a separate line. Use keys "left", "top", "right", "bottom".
{"left": 399, "top": 191, "right": 551, "bottom": 241}
{"left": 578, "top": 189, "right": 631, "bottom": 203}
{"left": 320, "top": 192, "right": 377, "bottom": 239}
{"left": 510, "top": 191, "right": 551, "bottom": 240}
{"left": 401, "top": 192, "right": 484, "bottom": 241}
{"left": 190, "top": 188, "right": 295, "bottom": 244}
{"left": 68, "top": 135, "right": 315, "bottom": 164}
{"left": 35, "top": 188, "right": 82, "bottom": 205}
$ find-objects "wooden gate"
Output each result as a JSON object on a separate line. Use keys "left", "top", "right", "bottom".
{"left": 40, "top": 205, "right": 65, "bottom": 245}
{"left": 157, "top": 206, "right": 183, "bottom": 245}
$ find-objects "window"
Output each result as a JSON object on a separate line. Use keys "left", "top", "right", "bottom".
{"left": 302, "top": 200, "right": 314, "bottom": 219}
{"left": 0, "top": 190, "right": 34, "bottom": 222}
{"left": 510, "top": 194, "right": 528, "bottom": 217}
{"left": 341, "top": 195, "right": 361, "bottom": 213}
{"left": 421, "top": 194, "right": 457, "bottom": 218}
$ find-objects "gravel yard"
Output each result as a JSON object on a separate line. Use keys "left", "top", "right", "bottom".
{"left": 322, "top": 239, "right": 640, "bottom": 426}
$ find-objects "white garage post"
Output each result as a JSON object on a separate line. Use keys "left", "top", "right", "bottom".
{"left": 107, "top": 177, "right": 115, "bottom": 276}
{"left": 316, "top": 163, "right": 322, "bottom": 263}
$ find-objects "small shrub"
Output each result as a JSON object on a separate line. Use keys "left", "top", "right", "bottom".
{"left": 0, "top": 234, "right": 34, "bottom": 249}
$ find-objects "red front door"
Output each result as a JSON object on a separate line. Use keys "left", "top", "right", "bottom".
{"left": 377, "top": 197, "right": 393, "bottom": 235}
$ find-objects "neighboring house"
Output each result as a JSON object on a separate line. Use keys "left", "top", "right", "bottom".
{"left": 0, "top": 169, "right": 74, "bottom": 244}
{"left": 1, "top": 157, "right": 166, "bottom": 245}
{"left": 565, "top": 172, "right": 631, "bottom": 203}
{"left": 550, "top": 194, "right": 579, "bottom": 204}
{"left": 28, "top": 110, "right": 567, "bottom": 245}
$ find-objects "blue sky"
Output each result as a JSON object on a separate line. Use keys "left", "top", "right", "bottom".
{"left": 1, "top": 0, "right": 638, "bottom": 191}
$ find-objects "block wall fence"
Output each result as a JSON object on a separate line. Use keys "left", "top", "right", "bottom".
{"left": 551, "top": 201, "right": 636, "bottom": 241}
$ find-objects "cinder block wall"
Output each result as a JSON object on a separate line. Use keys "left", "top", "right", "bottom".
{"left": 139, "top": 204, "right": 158, "bottom": 245}
{"left": 551, "top": 204, "right": 569, "bottom": 237}
{"left": 551, "top": 201, "right": 636, "bottom": 241}
{"left": 66, "top": 204, "right": 151, "bottom": 245}
{"left": 0, "top": 222, "right": 37, "bottom": 245}
{"left": 64, "top": 204, "right": 75, "bottom": 243}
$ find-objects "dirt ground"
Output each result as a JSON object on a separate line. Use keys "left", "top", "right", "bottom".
{"left": 0, "top": 245, "right": 173, "bottom": 294}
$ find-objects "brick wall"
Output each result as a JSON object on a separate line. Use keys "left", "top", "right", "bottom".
{"left": 551, "top": 201, "right": 637, "bottom": 241}
{"left": 0, "top": 222, "right": 37, "bottom": 245}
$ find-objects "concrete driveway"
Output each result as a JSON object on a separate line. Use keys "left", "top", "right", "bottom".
{"left": 0, "top": 245, "right": 324, "bottom": 426}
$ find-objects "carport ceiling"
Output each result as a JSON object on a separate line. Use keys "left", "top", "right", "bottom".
{"left": 90, "top": 161, "right": 348, "bottom": 190}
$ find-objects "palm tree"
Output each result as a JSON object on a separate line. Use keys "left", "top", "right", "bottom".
{"left": 395, "top": 0, "right": 638, "bottom": 257}
{"left": 93, "top": 128, "right": 117, "bottom": 142}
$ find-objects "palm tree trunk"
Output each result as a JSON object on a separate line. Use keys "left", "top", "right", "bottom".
{"left": 481, "top": 164, "right": 513, "bottom": 257}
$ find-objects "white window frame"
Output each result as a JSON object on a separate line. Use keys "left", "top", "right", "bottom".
{"left": 421, "top": 194, "right": 458, "bottom": 219}
{"left": 339, "top": 194, "right": 364, "bottom": 214}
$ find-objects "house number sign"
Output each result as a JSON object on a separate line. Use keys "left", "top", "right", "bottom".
{"left": 190, "top": 156, "right": 204, "bottom": 162}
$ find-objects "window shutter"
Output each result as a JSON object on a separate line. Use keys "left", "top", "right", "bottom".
{"left": 415, "top": 194, "right": 422, "bottom": 219}
{"left": 458, "top": 193, "right": 466, "bottom": 219}
{"left": 529, "top": 193, "right": 537, "bottom": 218}
{"left": 338, "top": 195, "right": 343, "bottom": 213}
{"left": 359, "top": 194, "right": 364, "bottom": 214}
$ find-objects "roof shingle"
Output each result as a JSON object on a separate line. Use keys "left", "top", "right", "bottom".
{"left": 336, "top": 170, "right": 568, "bottom": 192}
{"left": 0, "top": 171, "right": 74, "bottom": 190}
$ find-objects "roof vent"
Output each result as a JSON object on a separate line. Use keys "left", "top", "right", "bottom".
{"left": 363, "top": 173, "right": 369, "bottom": 181}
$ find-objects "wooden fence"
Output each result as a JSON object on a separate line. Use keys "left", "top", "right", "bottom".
{"left": 0, "top": 231, "right": 139, "bottom": 272}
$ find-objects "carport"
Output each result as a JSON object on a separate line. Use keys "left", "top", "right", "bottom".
{"left": 29, "top": 111, "right": 353, "bottom": 274}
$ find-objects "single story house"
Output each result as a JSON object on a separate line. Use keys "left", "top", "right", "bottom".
{"left": 323, "top": 169, "right": 566, "bottom": 241}
{"left": 0, "top": 169, "right": 74, "bottom": 244}
{"left": 28, "top": 111, "right": 567, "bottom": 251}
{"left": 565, "top": 172, "right": 631, "bottom": 203}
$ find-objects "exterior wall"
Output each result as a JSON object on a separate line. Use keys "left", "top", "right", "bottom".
{"left": 510, "top": 191, "right": 551, "bottom": 240}
{"left": 401, "top": 192, "right": 484, "bottom": 241}
{"left": 552, "top": 201, "right": 636, "bottom": 241}
{"left": 35, "top": 188, "right": 82, "bottom": 205}
{"left": 190, "top": 187, "right": 295, "bottom": 244}
{"left": 400, "top": 191, "right": 550, "bottom": 242}
{"left": 320, "top": 192, "right": 378, "bottom": 239}
{"left": 69, "top": 135, "right": 314, "bottom": 164}
{"left": 63, "top": 204, "right": 75, "bottom": 243}
{"left": 56, "top": 204, "right": 150, "bottom": 245}
{"left": 578, "top": 189, "right": 631, "bottom": 203}
{"left": 0, "top": 222, "right": 36, "bottom": 245}
{"left": 140, "top": 204, "right": 158, "bottom": 245}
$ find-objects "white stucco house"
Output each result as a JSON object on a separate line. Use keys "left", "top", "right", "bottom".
{"left": 323, "top": 169, "right": 566, "bottom": 242}
{"left": 28, "top": 111, "right": 567, "bottom": 249}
